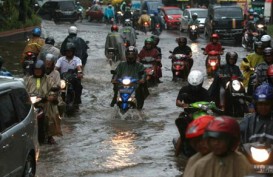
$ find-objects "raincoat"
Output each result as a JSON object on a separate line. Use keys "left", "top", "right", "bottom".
{"left": 240, "top": 53, "right": 264, "bottom": 87}
{"left": 121, "top": 26, "right": 137, "bottom": 46}
{"left": 38, "top": 44, "right": 61, "bottom": 62}
{"left": 138, "top": 14, "right": 151, "bottom": 25}
{"left": 104, "top": 6, "right": 115, "bottom": 19}
{"left": 187, "top": 151, "right": 252, "bottom": 177}
{"left": 183, "top": 152, "right": 204, "bottom": 177}
{"left": 105, "top": 32, "right": 126, "bottom": 61}
{"left": 21, "top": 37, "right": 45, "bottom": 62}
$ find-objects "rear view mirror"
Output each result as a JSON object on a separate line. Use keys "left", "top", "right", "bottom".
{"left": 110, "top": 70, "right": 116, "bottom": 75}
{"left": 243, "top": 58, "right": 249, "bottom": 63}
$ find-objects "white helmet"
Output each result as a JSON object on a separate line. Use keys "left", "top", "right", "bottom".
{"left": 188, "top": 70, "right": 204, "bottom": 86}
{"left": 45, "top": 53, "right": 55, "bottom": 62}
{"left": 68, "top": 26, "right": 78, "bottom": 34}
{"left": 261, "top": 35, "right": 271, "bottom": 42}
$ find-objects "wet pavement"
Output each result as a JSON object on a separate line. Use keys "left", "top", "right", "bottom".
{"left": 1, "top": 19, "right": 249, "bottom": 177}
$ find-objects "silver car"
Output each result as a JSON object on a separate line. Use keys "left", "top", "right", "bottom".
{"left": 0, "top": 76, "right": 39, "bottom": 177}
{"left": 180, "top": 8, "right": 208, "bottom": 32}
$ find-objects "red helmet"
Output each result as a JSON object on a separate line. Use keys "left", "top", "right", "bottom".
{"left": 211, "top": 33, "right": 219, "bottom": 39}
{"left": 267, "top": 64, "right": 273, "bottom": 77}
{"left": 204, "top": 116, "right": 240, "bottom": 151}
{"left": 111, "top": 25, "right": 119, "bottom": 32}
{"left": 185, "top": 115, "right": 215, "bottom": 139}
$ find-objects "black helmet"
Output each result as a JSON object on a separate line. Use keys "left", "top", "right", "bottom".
{"left": 151, "top": 35, "right": 160, "bottom": 45}
{"left": 263, "top": 47, "right": 273, "bottom": 56}
{"left": 254, "top": 41, "right": 263, "bottom": 54}
{"left": 192, "top": 13, "right": 198, "bottom": 20}
{"left": 33, "top": 60, "right": 45, "bottom": 78}
{"left": 126, "top": 46, "right": 138, "bottom": 63}
{"left": 176, "top": 37, "right": 187, "bottom": 45}
{"left": 225, "top": 52, "right": 238, "bottom": 64}
{"left": 45, "top": 37, "right": 55, "bottom": 45}
{"left": 65, "top": 42, "right": 76, "bottom": 53}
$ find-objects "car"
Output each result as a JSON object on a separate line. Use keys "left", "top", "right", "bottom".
{"left": 37, "top": 0, "right": 79, "bottom": 23}
{"left": 180, "top": 8, "right": 208, "bottom": 32}
{"left": 160, "top": 6, "right": 183, "bottom": 30}
{"left": 85, "top": 4, "right": 106, "bottom": 22}
{"left": 204, "top": 5, "right": 244, "bottom": 42}
{"left": 0, "top": 76, "right": 39, "bottom": 177}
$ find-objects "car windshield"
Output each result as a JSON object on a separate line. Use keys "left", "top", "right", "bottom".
{"left": 191, "top": 10, "right": 207, "bottom": 18}
{"left": 214, "top": 7, "right": 243, "bottom": 19}
{"left": 165, "top": 9, "right": 182, "bottom": 15}
{"left": 58, "top": 1, "right": 75, "bottom": 11}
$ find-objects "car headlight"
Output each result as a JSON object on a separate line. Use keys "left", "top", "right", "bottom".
{"left": 167, "top": 15, "right": 173, "bottom": 20}
{"left": 60, "top": 80, "right": 66, "bottom": 89}
{"left": 232, "top": 80, "right": 241, "bottom": 91}
{"left": 122, "top": 78, "right": 131, "bottom": 85}
{"left": 251, "top": 147, "right": 270, "bottom": 162}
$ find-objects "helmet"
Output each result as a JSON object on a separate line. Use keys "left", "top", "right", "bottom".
{"left": 192, "top": 13, "right": 198, "bottom": 20}
{"left": 125, "top": 46, "right": 138, "bottom": 63}
{"left": 45, "top": 37, "right": 55, "bottom": 45}
{"left": 145, "top": 37, "right": 153, "bottom": 45}
{"left": 153, "top": 11, "right": 158, "bottom": 16}
{"left": 261, "top": 35, "right": 271, "bottom": 48}
{"left": 45, "top": 53, "right": 55, "bottom": 62}
{"left": 253, "top": 12, "right": 258, "bottom": 17}
{"left": 185, "top": 115, "right": 215, "bottom": 139}
{"left": 188, "top": 70, "right": 204, "bottom": 86}
{"left": 225, "top": 52, "right": 238, "bottom": 64}
{"left": 111, "top": 25, "right": 119, "bottom": 32}
{"left": 151, "top": 35, "right": 160, "bottom": 45}
{"left": 68, "top": 26, "right": 78, "bottom": 35}
{"left": 32, "top": 27, "right": 41, "bottom": 37}
{"left": 204, "top": 116, "right": 240, "bottom": 152}
{"left": 267, "top": 64, "right": 273, "bottom": 77}
{"left": 254, "top": 41, "right": 263, "bottom": 53}
{"left": 33, "top": 60, "right": 45, "bottom": 78}
{"left": 142, "top": 10, "right": 147, "bottom": 14}
{"left": 176, "top": 37, "right": 187, "bottom": 45}
{"left": 64, "top": 42, "right": 76, "bottom": 53}
{"left": 253, "top": 83, "right": 273, "bottom": 102}
{"left": 259, "top": 14, "right": 264, "bottom": 19}
{"left": 248, "top": 8, "right": 254, "bottom": 14}
{"left": 211, "top": 33, "right": 219, "bottom": 41}
{"left": 263, "top": 47, "right": 273, "bottom": 56}
{"left": 124, "top": 19, "right": 132, "bottom": 26}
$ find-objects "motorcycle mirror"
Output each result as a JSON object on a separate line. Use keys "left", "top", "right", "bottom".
{"left": 169, "top": 50, "right": 173, "bottom": 54}
{"left": 110, "top": 70, "right": 116, "bottom": 75}
{"left": 201, "top": 47, "right": 205, "bottom": 50}
{"left": 136, "top": 32, "right": 139, "bottom": 35}
{"left": 222, "top": 48, "right": 225, "bottom": 51}
{"left": 86, "top": 41, "right": 90, "bottom": 45}
{"left": 243, "top": 58, "right": 249, "bottom": 63}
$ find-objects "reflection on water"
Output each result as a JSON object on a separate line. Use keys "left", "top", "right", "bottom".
{"left": 190, "top": 43, "right": 199, "bottom": 54}
{"left": 105, "top": 131, "right": 137, "bottom": 169}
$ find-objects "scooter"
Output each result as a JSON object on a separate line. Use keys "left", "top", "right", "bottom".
{"left": 188, "top": 25, "right": 198, "bottom": 41}
{"left": 141, "top": 57, "right": 158, "bottom": 87}
{"left": 169, "top": 51, "right": 191, "bottom": 81}
{"left": 23, "top": 51, "right": 37, "bottom": 75}
{"left": 143, "top": 21, "right": 150, "bottom": 35}
{"left": 242, "top": 30, "right": 259, "bottom": 51}
{"left": 201, "top": 48, "right": 224, "bottom": 78}
{"left": 107, "top": 47, "right": 118, "bottom": 66}
{"left": 152, "top": 23, "right": 161, "bottom": 36}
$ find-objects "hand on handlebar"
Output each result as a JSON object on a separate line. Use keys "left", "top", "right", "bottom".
{"left": 138, "top": 79, "right": 145, "bottom": 84}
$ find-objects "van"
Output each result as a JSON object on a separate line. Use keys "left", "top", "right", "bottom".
{"left": 0, "top": 76, "right": 38, "bottom": 177}
{"left": 141, "top": 1, "right": 163, "bottom": 15}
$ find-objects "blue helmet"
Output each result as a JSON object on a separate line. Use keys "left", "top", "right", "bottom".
{"left": 253, "top": 83, "right": 273, "bottom": 102}
{"left": 32, "top": 27, "right": 41, "bottom": 37}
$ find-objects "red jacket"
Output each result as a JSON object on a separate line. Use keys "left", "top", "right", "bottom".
{"left": 205, "top": 42, "right": 222, "bottom": 54}
{"left": 138, "top": 47, "right": 160, "bottom": 61}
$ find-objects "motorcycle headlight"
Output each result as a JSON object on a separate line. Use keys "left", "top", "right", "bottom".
{"left": 232, "top": 80, "right": 241, "bottom": 91}
{"left": 60, "top": 80, "right": 66, "bottom": 89}
{"left": 251, "top": 147, "right": 270, "bottom": 162}
{"left": 30, "top": 96, "right": 37, "bottom": 104}
{"left": 257, "top": 24, "right": 264, "bottom": 29}
{"left": 122, "top": 78, "right": 131, "bottom": 85}
{"left": 191, "top": 25, "right": 197, "bottom": 30}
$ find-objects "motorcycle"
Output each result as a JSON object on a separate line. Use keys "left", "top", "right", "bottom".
{"left": 188, "top": 25, "right": 198, "bottom": 41}
{"left": 152, "top": 23, "right": 161, "bottom": 36}
{"left": 242, "top": 30, "right": 259, "bottom": 51}
{"left": 143, "top": 21, "right": 150, "bottom": 35}
{"left": 23, "top": 51, "right": 37, "bottom": 75}
{"left": 169, "top": 51, "right": 190, "bottom": 81}
{"left": 141, "top": 57, "right": 158, "bottom": 87}
{"left": 107, "top": 47, "right": 118, "bottom": 66}
{"left": 241, "top": 133, "right": 273, "bottom": 177}
{"left": 30, "top": 94, "right": 45, "bottom": 144}
{"left": 60, "top": 69, "right": 78, "bottom": 115}
{"left": 201, "top": 48, "right": 224, "bottom": 78}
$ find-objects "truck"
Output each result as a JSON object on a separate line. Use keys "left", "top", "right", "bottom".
{"left": 140, "top": 0, "right": 163, "bottom": 15}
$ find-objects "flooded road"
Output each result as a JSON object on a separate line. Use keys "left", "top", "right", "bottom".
{"left": 1, "top": 19, "right": 249, "bottom": 177}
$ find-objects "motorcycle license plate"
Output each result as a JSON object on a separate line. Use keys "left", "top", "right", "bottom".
{"left": 254, "top": 165, "right": 273, "bottom": 173}
{"left": 144, "top": 64, "right": 153, "bottom": 68}
{"left": 173, "top": 61, "right": 184, "bottom": 65}
{"left": 119, "top": 88, "right": 133, "bottom": 94}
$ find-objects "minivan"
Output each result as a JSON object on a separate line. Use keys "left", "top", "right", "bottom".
{"left": 0, "top": 76, "right": 38, "bottom": 177}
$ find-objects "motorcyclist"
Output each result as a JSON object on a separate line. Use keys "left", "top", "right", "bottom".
{"left": 261, "top": 34, "right": 271, "bottom": 48}
{"left": 151, "top": 35, "right": 162, "bottom": 82}
{"left": 254, "top": 47, "right": 273, "bottom": 87}
{"left": 138, "top": 38, "right": 161, "bottom": 83}
{"left": 0, "top": 56, "right": 12, "bottom": 76}
{"left": 267, "top": 64, "right": 273, "bottom": 85}
{"left": 187, "top": 116, "right": 252, "bottom": 177}
{"left": 105, "top": 25, "right": 126, "bottom": 61}
{"left": 256, "top": 14, "right": 266, "bottom": 25}
{"left": 240, "top": 41, "right": 264, "bottom": 87}
{"left": 38, "top": 36, "right": 61, "bottom": 62}
{"left": 203, "top": 33, "right": 223, "bottom": 55}
{"left": 132, "top": 9, "right": 141, "bottom": 29}
{"left": 240, "top": 83, "right": 273, "bottom": 144}
{"left": 121, "top": 19, "right": 137, "bottom": 47}
{"left": 150, "top": 11, "right": 164, "bottom": 33}
{"left": 208, "top": 52, "right": 243, "bottom": 111}
{"left": 55, "top": 43, "right": 83, "bottom": 109}
{"left": 183, "top": 115, "right": 215, "bottom": 177}
{"left": 104, "top": 4, "right": 115, "bottom": 23}
{"left": 138, "top": 10, "right": 151, "bottom": 28}
{"left": 21, "top": 27, "right": 45, "bottom": 63}
{"left": 25, "top": 60, "right": 61, "bottom": 144}
{"left": 188, "top": 13, "right": 199, "bottom": 35}
{"left": 111, "top": 46, "right": 149, "bottom": 109}
{"left": 175, "top": 70, "right": 211, "bottom": 157}
{"left": 172, "top": 37, "right": 193, "bottom": 81}
{"left": 122, "top": 6, "right": 132, "bottom": 24}
{"left": 60, "top": 26, "right": 89, "bottom": 68}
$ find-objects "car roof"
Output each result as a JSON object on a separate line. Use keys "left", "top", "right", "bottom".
{"left": 161, "top": 6, "right": 181, "bottom": 10}
{"left": 0, "top": 77, "right": 25, "bottom": 92}
{"left": 210, "top": 4, "right": 241, "bottom": 9}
